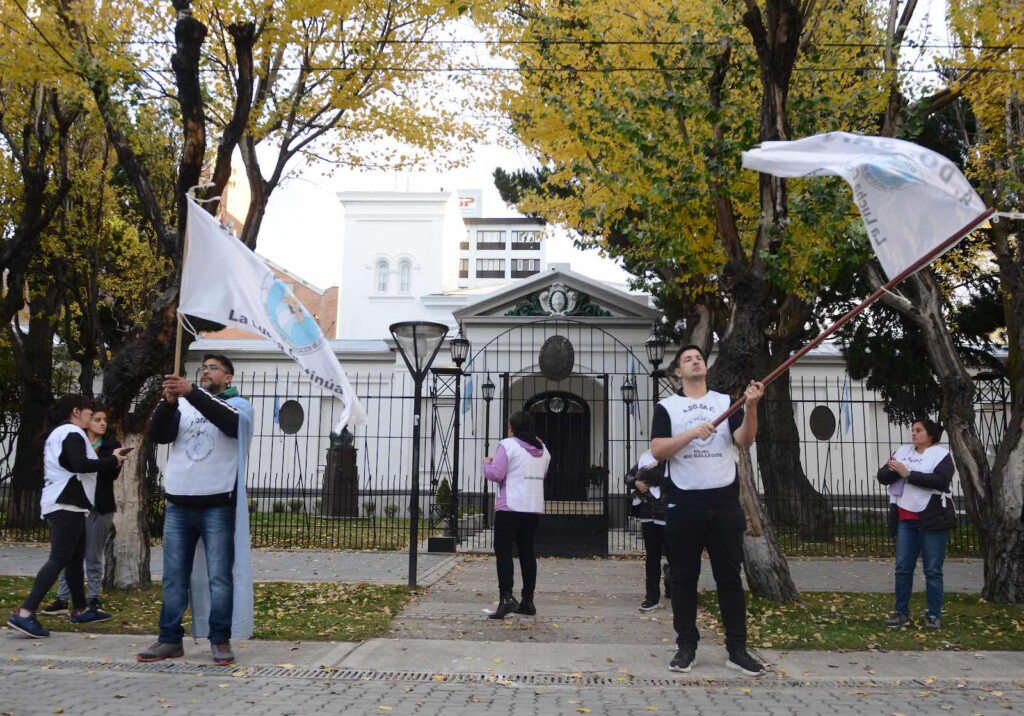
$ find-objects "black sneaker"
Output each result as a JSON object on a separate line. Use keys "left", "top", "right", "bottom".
{"left": 727, "top": 649, "right": 766, "bottom": 676}
{"left": 669, "top": 646, "right": 696, "bottom": 673}
{"left": 925, "top": 615, "right": 941, "bottom": 629}
{"left": 87, "top": 597, "right": 104, "bottom": 611}
{"left": 70, "top": 605, "right": 112, "bottom": 624}
{"left": 885, "top": 612, "right": 911, "bottom": 628}
{"left": 639, "top": 598, "right": 661, "bottom": 612}
{"left": 40, "top": 598, "right": 69, "bottom": 616}
{"left": 7, "top": 612, "right": 49, "bottom": 639}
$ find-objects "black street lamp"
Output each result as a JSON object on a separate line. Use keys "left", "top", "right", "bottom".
{"left": 621, "top": 378, "right": 636, "bottom": 469}
{"left": 645, "top": 332, "right": 668, "bottom": 406}
{"left": 390, "top": 321, "right": 448, "bottom": 589}
{"left": 481, "top": 375, "right": 496, "bottom": 528}
{"left": 450, "top": 327, "right": 470, "bottom": 368}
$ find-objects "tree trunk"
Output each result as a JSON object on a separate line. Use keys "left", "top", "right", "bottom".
{"left": 757, "top": 363, "right": 834, "bottom": 541}
{"left": 712, "top": 272, "right": 800, "bottom": 601}
{"left": 737, "top": 450, "right": 799, "bottom": 602}
{"left": 980, "top": 222, "right": 1024, "bottom": 602}
{"left": 983, "top": 397, "right": 1024, "bottom": 602}
{"left": 5, "top": 290, "right": 58, "bottom": 528}
{"left": 103, "top": 431, "right": 151, "bottom": 590}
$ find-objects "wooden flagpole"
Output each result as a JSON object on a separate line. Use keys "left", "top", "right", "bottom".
{"left": 711, "top": 206, "right": 996, "bottom": 426}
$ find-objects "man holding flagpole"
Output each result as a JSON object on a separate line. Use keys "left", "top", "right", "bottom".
{"left": 136, "top": 353, "right": 254, "bottom": 666}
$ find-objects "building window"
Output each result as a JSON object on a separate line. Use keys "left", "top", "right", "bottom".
{"left": 399, "top": 261, "right": 411, "bottom": 293}
{"left": 458, "top": 258, "right": 469, "bottom": 278}
{"left": 475, "top": 258, "right": 505, "bottom": 278}
{"left": 375, "top": 260, "right": 389, "bottom": 293}
{"left": 512, "top": 231, "right": 541, "bottom": 250}
{"left": 476, "top": 230, "right": 506, "bottom": 250}
{"left": 459, "top": 230, "right": 469, "bottom": 250}
{"left": 511, "top": 258, "right": 540, "bottom": 278}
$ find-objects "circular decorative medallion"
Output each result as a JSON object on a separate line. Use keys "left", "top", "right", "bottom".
{"left": 547, "top": 396, "right": 566, "bottom": 413}
{"left": 809, "top": 405, "right": 837, "bottom": 441}
{"left": 538, "top": 335, "right": 574, "bottom": 381}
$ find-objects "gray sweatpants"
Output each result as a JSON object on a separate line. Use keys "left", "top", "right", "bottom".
{"left": 57, "top": 510, "right": 114, "bottom": 602}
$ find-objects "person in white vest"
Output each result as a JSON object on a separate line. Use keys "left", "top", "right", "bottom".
{"left": 650, "top": 345, "right": 766, "bottom": 677}
{"left": 482, "top": 410, "right": 551, "bottom": 619}
{"left": 137, "top": 353, "right": 254, "bottom": 666}
{"left": 7, "top": 395, "right": 129, "bottom": 638}
{"left": 42, "top": 403, "right": 122, "bottom": 618}
{"left": 876, "top": 417, "right": 956, "bottom": 629}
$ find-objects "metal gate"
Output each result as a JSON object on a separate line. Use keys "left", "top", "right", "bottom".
{"left": 428, "top": 318, "right": 654, "bottom": 557}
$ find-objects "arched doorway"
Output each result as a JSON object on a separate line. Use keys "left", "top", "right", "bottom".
{"left": 525, "top": 392, "right": 589, "bottom": 501}
{"left": 434, "top": 317, "right": 654, "bottom": 558}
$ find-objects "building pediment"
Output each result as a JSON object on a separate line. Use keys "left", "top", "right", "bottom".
{"left": 454, "top": 268, "right": 660, "bottom": 321}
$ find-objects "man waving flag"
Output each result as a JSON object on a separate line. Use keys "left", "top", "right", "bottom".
{"left": 179, "top": 197, "right": 367, "bottom": 432}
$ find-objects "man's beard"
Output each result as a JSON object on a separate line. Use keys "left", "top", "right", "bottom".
{"left": 200, "top": 377, "right": 225, "bottom": 393}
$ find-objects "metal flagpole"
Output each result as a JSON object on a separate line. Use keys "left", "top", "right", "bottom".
{"left": 711, "top": 207, "right": 996, "bottom": 427}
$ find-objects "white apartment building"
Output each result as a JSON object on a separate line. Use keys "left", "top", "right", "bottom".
{"left": 458, "top": 217, "right": 547, "bottom": 289}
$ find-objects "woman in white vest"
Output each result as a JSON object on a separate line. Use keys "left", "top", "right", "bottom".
{"left": 482, "top": 410, "right": 551, "bottom": 619}
{"left": 7, "top": 395, "right": 128, "bottom": 639}
{"left": 876, "top": 417, "right": 956, "bottom": 630}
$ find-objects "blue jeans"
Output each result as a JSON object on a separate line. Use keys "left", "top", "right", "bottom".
{"left": 894, "top": 520, "right": 949, "bottom": 619}
{"left": 159, "top": 503, "right": 235, "bottom": 644}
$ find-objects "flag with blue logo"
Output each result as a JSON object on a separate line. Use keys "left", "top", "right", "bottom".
{"left": 179, "top": 197, "right": 366, "bottom": 432}
{"left": 742, "top": 132, "right": 987, "bottom": 282}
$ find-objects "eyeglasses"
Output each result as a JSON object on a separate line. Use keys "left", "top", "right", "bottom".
{"left": 200, "top": 364, "right": 224, "bottom": 373}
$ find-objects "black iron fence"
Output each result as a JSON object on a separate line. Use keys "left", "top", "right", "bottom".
{"left": 0, "top": 367, "right": 1009, "bottom": 558}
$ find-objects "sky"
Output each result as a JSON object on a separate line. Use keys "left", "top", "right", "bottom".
{"left": 253, "top": 142, "right": 635, "bottom": 292}
{"left": 251, "top": 0, "right": 953, "bottom": 292}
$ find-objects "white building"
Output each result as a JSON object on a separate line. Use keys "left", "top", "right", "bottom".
{"left": 459, "top": 217, "right": 547, "bottom": 288}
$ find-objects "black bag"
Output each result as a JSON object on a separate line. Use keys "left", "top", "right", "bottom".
{"left": 917, "top": 493, "right": 957, "bottom": 531}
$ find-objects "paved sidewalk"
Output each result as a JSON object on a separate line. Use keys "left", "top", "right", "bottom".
{"left": 0, "top": 544, "right": 985, "bottom": 592}
{"left": 0, "top": 545, "right": 457, "bottom": 585}
{"left": 0, "top": 547, "right": 1019, "bottom": 714}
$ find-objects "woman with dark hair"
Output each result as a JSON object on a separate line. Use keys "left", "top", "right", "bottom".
{"left": 7, "top": 395, "right": 129, "bottom": 638}
{"left": 877, "top": 417, "right": 956, "bottom": 630}
{"left": 482, "top": 410, "right": 551, "bottom": 619}
{"left": 42, "top": 402, "right": 122, "bottom": 619}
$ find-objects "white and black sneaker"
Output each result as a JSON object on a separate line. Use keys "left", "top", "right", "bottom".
{"left": 669, "top": 646, "right": 696, "bottom": 673}
{"left": 40, "top": 598, "right": 69, "bottom": 616}
{"left": 726, "top": 649, "right": 766, "bottom": 676}
{"left": 638, "top": 598, "right": 661, "bottom": 612}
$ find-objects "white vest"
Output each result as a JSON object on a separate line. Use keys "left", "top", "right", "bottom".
{"left": 659, "top": 391, "right": 738, "bottom": 490}
{"left": 890, "top": 444, "right": 951, "bottom": 513}
{"left": 164, "top": 397, "right": 240, "bottom": 496}
{"left": 41, "top": 423, "right": 98, "bottom": 515}
{"left": 500, "top": 437, "right": 550, "bottom": 514}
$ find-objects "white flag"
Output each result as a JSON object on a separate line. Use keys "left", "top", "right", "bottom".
{"left": 179, "top": 198, "right": 367, "bottom": 431}
{"left": 742, "top": 132, "right": 988, "bottom": 280}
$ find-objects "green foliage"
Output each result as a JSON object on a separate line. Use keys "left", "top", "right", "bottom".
{"left": 288, "top": 498, "right": 305, "bottom": 514}
{"left": 435, "top": 477, "right": 453, "bottom": 512}
{"left": 484, "top": 0, "right": 889, "bottom": 338}
{"left": 383, "top": 504, "right": 399, "bottom": 519}
{"left": 362, "top": 499, "right": 377, "bottom": 517}
{"left": 272, "top": 501, "right": 286, "bottom": 514}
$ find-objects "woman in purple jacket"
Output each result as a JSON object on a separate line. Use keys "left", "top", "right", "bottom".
{"left": 482, "top": 411, "right": 551, "bottom": 619}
